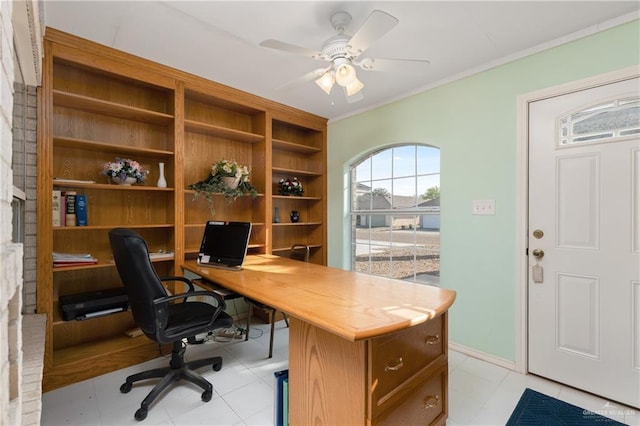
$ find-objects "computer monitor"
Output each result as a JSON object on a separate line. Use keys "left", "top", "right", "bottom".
{"left": 197, "top": 221, "right": 252, "bottom": 270}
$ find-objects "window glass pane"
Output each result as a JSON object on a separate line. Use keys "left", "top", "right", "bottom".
{"left": 353, "top": 181, "right": 372, "bottom": 211}
{"left": 12, "top": 46, "right": 27, "bottom": 193}
{"left": 558, "top": 96, "right": 640, "bottom": 146}
{"left": 392, "top": 145, "right": 416, "bottom": 178}
{"left": 393, "top": 176, "right": 416, "bottom": 197}
{"left": 368, "top": 245, "right": 392, "bottom": 278}
{"left": 355, "top": 157, "right": 371, "bottom": 182}
{"left": 417, "top": 145, "right": 440, "bottom": 175}
{"left": 12, "top": 197, "right": 24, "bottom": 244}
{"left": 371, "top": 149, "right": 392, "bottom": 180}
{"left": 350, "top": 145, "right": 440, "bottom": 286}
{"left": 392, "top": 177, "right": 417, "bottom": 210}
{"left": 417, "top": 175, "right": 440, "bottom": 203}
{"left": 370, "top": 181, "right": 392, "bottom": 210}
{"left": 572, "top": 106, "right": 639, "bottom": 135}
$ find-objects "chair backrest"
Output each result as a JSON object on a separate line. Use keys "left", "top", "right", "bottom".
{"left": 108, "top": 228, "right": 167, "bottom": 339}
{"left": 290, "top": 244, "right": 310, "bottom": 262}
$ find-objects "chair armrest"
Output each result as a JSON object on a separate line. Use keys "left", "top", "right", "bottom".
{"left": 153, "top": 290, "right": 226, "bottom": 310}
{"left": 160, "top": 275, "right": 195, "bottom": 292}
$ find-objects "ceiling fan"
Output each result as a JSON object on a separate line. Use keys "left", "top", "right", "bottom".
{"left": 260, "top": 10, "right": 430, "bottom": 103}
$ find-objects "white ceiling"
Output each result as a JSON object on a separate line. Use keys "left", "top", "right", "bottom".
{"left": 43, "top": 1, "right": 639, "bottom": 120}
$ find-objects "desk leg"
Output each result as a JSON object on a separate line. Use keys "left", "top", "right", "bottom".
{"left": 288, "top": 317, "right": 366, "bottom": 425}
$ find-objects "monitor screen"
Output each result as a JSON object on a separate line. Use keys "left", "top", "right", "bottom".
{"left": 198, "top": 221, "right": 252, "bottom": 268}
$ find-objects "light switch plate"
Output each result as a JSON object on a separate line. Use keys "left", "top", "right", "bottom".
{"left": 472, "top": 199, "right": 496, "bottom": 215}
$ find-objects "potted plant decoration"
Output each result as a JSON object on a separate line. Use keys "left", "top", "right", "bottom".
{"left": 188, "top": 159, "right": 257, "bottom": 213}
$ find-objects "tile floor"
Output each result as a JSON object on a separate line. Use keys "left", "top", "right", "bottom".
{"left": 41, "top": 319, "right": 639, "bottom": 425}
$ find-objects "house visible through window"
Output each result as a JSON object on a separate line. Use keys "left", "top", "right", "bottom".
{"left": 350, "top": 144, "right": 440, "bottom": 285}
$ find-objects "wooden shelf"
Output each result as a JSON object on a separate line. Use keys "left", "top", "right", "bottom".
{"left": 272, "top": 167, "right": 322, "bottom": 177}
{"left": 185, "top": 119, "right": 264, "bottom": 143}
{"left": 52, "top": 334, "right": 158, "bottom": 366}
{"left": 273, "top": 138, "right": 322, "bottom": 154}
{"left": 272, "top": 195, "right": 322, "bottom": 201}
{"left": 272, "top": 244, "right": 322, "bottom": 253}
{"left": 53, "top": 90, "right": 174, "bottom": 125}
{"left": 184, "top": 189, "right": 265, "bottom": 197}
{"left": 52, "top": 182, "right": 174, "bottom": 191}
{"left": 52, "top": 256, "right": 173, "bottom": 273}
{"left": 53, "top": 136, "right": 174, "bottom": 157}
{"left": 184, "top": 222, "right": 266, "bottom": 228}
{"left": 273, "top": 222, "right": 323, "bottom": 226}
{"left": 39, "top": 29, "right": 326, "bottom": 391}
{"left": 45, "top": 333, "right": 168, "bottom": 391}
{"left": 53, "top": 224, "right": 174, "bottom": 231}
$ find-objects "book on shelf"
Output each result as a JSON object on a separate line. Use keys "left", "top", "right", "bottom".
{"left": 148, "top": 251, "right": 174, "bottom": 260}
{"left": 64, "top": 191, "right": 77, "bottom": 226}
{"left": 53, "top": 262, "right": 98, "bottom": 268}
{"left": 60, "top": 192, "right": 66, "bottom": 226}
{"left": 75, "top": 194, "right": 88, "bottom": 226}
{"left": 52, "top": 190, "right": 62, "bottom": 227}
{"left": 53, "top": 252, "right": 98, "bottom": 266}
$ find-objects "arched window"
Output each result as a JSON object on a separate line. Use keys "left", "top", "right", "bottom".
{"left": 350, "top": 144, "right": 440, "bottom": 285}
{"left": 558, "top": 95, "right": 639, "bottom": 146}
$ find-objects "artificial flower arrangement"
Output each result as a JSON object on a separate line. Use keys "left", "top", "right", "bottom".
{"left": 101, "top": 158, "right": 148, "bottom": 184}
{"left": 278, "top": 177, "right": 304, "bottom": 196}
{"left": 212, "top": 159, "right": 250, "bottom": 181}
{"left": 188, "top": 159, "right": 257, "bottom": 213}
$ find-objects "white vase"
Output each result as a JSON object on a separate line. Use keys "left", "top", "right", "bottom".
{"left": 222, "top": 176, "right": 240, "bottom": 189}
{"left": 112, "top": 176, "right": 137, "bottom": 185}
{"left": 157, "top": 162, "right": 167, "bottom": 188}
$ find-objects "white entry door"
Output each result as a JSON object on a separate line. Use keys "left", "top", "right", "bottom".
{"left": 528, "top": 76, "right": 640, "bottom": 408}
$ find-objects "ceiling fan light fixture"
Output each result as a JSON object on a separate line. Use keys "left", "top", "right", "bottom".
{"left": 335, "top": 62, "right": 356, "bottom": 86}
{"left": 315, "top": 71, "right": 335, "bottom": 95}
{"left": 345, "top": 76, "right": 364, "bottom": 96}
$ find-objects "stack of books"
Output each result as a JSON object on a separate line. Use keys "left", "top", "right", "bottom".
{"left": 53, "top": 188, "right": 90, "bottom": 227}
{"left": 53, "top": 252, "right": 98, "bottom": 267}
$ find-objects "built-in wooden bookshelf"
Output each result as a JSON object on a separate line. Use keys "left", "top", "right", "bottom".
{"left": 37, "top": 28, "right": 327, "bottom": 391}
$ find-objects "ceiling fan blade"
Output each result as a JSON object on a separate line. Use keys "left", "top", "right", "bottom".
{"left": 347, "top": 10, "right": 399, "bottom": 56}
{"left": 278, "top": 67, "right": 330, "bottom": 91}
{"left": 259, "top": 39, "right": 324, "bottom": 60}
{"left": 344, "top": 87, "right": 364, "bottom": 104}
{"left": 356, "top": 57, "right": 430, "bottom": 72}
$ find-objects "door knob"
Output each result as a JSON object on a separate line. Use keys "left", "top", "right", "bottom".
{"left": 532, "top": 248, "right": 544, "bottom": 259}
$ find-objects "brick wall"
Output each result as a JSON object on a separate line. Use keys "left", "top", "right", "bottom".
{"left": 1, "top": 1, "right": 43, "bottom": 424}
{"left": 0, "top": 0, "right": 23, "bottom": 422}
{"left": 14, "top": 83, "right": 38, "bottom": 314}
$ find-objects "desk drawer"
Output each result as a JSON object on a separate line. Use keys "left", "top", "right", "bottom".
{"left": 375, "top": 365, "right": 447, "bottom": 426}
{"left": 369, "top": 315, "right": 443, "bottom": 405}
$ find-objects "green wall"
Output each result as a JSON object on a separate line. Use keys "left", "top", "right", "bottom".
{"left": 326, "top": 20, "right": 640, "bottom": 362}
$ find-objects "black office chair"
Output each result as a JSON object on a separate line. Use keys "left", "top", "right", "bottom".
{"left": 108, "top": 228, "right": 233, "bottom": 421}
{"left": 244, "top": 244, "right": 309, "bottom": 358}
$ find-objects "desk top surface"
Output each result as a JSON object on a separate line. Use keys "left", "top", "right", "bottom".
{"left": 183, "top": 255, "right": 456, "bottom": 341}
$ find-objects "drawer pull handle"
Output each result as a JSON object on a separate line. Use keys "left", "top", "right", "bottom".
{"left": 425, "top": 334, "right": 440, "bottom": 345}
{"left": 423, "top": 395, "right": 440, "bottom": 409}
{"left": 384, "top": 357, "right": 404, "bottom": 372}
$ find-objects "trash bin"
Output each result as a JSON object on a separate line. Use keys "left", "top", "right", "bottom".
{"left": 274, "top": 369, "right": 289, "bottom": 426}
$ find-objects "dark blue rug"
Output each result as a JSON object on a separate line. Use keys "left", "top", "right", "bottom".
{"left": 506, "top": 388, "right": 626, "bottom": 425}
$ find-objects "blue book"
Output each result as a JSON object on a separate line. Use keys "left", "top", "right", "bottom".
{"left": 75, "top": 194, "right": 88, "bottom": 226}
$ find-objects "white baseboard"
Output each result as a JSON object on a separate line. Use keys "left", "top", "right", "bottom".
{"left": 449, "top": 341, "right": 517, "bottom": 371}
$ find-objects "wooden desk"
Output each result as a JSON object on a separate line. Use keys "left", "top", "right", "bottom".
{"left": 183, "top": 255, "right": 456, "bottom": 425}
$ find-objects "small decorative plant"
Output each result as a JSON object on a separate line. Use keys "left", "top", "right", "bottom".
{"left": 188, "top": 159, "right": 257, "bottom": 213}
{"left": 278, "top": 177, "right": 304, "bottom": 196}
{"left": 101, "top": 158, "right": 148, "bottom": 183}
{"left": 212, "top": 159, "right": 250, "bottom": 181}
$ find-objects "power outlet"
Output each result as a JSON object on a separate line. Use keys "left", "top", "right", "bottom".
{"left": 472, "top": 199, "right": 496, "bottom": 215}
